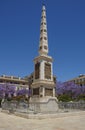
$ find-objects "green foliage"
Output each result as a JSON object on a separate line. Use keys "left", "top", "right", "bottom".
{"left": 0, "top": 98, "right": 2, "bottom": 106}
{"left": 77, "top": 94, "right": 85, "bottom": 101}
{"left": 57, "top": 81, "right": 85, "bottom": 102}
{"left": 57, "top": 94, "right": 85, "bottom": 102}
{"left": 57, "top": 94, "right": 72, "bottom": 102}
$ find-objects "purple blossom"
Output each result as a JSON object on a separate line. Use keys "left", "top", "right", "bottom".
{"left": 0, "top": 83, "right": 16, "bottom": 98}
{"left": 56, "top": 81, "right": 85, "bottom": 99}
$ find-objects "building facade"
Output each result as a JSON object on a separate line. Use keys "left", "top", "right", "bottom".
{"left": 68, "top": 74, "right": 85, "bottom": 86}
{"left": 0, "top": 75, "right": 29, "bottom": 89}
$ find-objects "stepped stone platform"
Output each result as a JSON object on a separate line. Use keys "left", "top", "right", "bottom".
{"left": 1, "top": 108, "right": 85, "bottom": 119}
{"left": 0, "top": 110, "right": 85, "bottom": 130}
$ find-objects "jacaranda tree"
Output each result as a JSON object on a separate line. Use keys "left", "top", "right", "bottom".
{"left": 0, "top": 83, "right": 16, "bottom": 99}
{"left": 0, "top": 83, "right": 31, "bottom": 102}
{"left": 56, "top": 81, "right": 85, "bottom": 101}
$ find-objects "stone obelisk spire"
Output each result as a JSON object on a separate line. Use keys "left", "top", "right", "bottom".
{"left": 39, "top": 5, "right": 48, "bottom": 56}
{"left": 29, "top": 5, "right": 58, "bottom": 113}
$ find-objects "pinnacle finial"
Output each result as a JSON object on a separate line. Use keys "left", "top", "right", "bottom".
{"left": 39, "top": 5, "right": 48, "bottom": 56}
{"left": 42, "top": 3, "right": 46, "bottom": 10}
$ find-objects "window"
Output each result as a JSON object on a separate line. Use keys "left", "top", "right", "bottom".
{"left": 40, "top": 29, "right": 47, "bottom": 33}
{"left": 41, "top": 22, "right": 46, "bottom": 25}
{"left": 0, "top": 80, "right": 3, "bottom": 83}
{"left": 76, "top": 79, "right": 79, "bottom": 83}
{"left": 40, "top": 37, "right": 43, "bottom": 41}
{"left": 40, "top": 29, "right": 43, "bottom": 33}
{"left": 44, "top": 37, "right": 47, "bottom": 40}
{"left": 80, "top": 79, "right": 82, "bottom": 82}
{"left": 44, "top": 29, "right": 47, "bottom": 32}
{"left": 35, "top": 62, "right": 40, "bottom": 79}
{"left": 45, "top": 63, "right": 51, "bottom": 79}
{"left": 41, "top": 16, "right": 46, "bottom": 19}
{"left": 41, "top": 23, "right": 43, "bottom": 25}
{"left": 44, "top": 22, "right": 46, "bottom": 25}
{"left": 33, "top": 88, "right": 39, "bottom": 95}
{"left": 44, "top": 46, "right": 47, "bottom": 50}
{"left": 39, "top": 46, "right": 42, "bottom": 50}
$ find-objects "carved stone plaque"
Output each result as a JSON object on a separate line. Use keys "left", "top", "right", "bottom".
{"left": 35, "top": 62, "right": 40, "bottom": 79}
{"left": 45, "top": 88, "right": 53, "bottom": 96}
{"left": 45, "top": 63, "right": 51, "bottom": 79}
{"left": 33, "top": 88, "right": 39, "bottom": 95}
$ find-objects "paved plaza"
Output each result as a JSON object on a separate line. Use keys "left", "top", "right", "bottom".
{"left": 0, "top": 111, "right": 85, "bottom": 130}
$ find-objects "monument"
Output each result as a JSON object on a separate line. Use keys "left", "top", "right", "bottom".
{"left": 29, "top": 5, "right": 58, "bottom": 113}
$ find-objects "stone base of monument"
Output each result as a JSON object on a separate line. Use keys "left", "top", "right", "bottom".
{"left": 29, "top": 96, "right": 59, "bottom": 114}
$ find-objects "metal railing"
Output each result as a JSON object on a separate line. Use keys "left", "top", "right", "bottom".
{"left": 1, "top": 100, "right": 85, "bottom": 113}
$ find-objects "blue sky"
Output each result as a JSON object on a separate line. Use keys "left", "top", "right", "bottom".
{"left": 0, "top": 0, "right": 85, "bottom": 82}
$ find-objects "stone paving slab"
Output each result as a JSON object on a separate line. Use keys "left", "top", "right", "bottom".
{"left": 0, "top": 111, "right": 85, "bottom": 130}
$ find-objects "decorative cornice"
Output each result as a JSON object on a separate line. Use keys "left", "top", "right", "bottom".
{"left": 34, "top": 55, "right": 53, "bottom": 62}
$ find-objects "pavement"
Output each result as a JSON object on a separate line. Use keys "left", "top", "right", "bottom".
{"left": 0, "top": 111, "right": 85, "bottom": 130}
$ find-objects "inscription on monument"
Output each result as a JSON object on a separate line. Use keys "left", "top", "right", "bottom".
{"left": 45, "top": 88, "right": 53, "bottom": 96}
{"left": 45, "top": 63, "right": 51, "bottom": 79}
{"left": 33, "top": 88, "right": 39, "bottom": 95}
{"left": 35, "top": 62, "right": 40, "bottom": 79}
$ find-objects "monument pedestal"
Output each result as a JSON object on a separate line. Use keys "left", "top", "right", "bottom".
{"left": 29, "top": 96, "right": 58, "bottom": 113}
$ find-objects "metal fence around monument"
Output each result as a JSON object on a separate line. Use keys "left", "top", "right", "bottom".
{"left": 1, "top": 100, "right": 29, "bottom": 113}
{"left": 58, "top": 101, "right": 85, "bottom": 111}
{"left": 1, "top": 100, "right": 85, "bottom": 113}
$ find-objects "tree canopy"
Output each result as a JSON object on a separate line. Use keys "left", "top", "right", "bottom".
{"left": 56, "top": 82, "right": 85, "bottom": 101}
